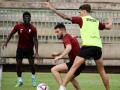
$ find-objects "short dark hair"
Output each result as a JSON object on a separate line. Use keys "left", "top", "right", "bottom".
{"left": 79, "top": 4, "right": 91, "bottom": 13}
{"left": 54, "top": 23, "right": 66, "bottom": 30}
{"left": 23, "top": 11, "right": 31, "bottom": 17}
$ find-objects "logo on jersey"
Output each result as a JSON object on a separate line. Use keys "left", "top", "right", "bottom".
{"left": 20, "top": 29, "right": 23, "bottom": 33}
{"left": 29, "top": 29, "right": 31, "bottom": 33}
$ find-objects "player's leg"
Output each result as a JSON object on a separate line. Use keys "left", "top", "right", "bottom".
{"left": 95, "top": 58, "right": 110, "bottom": 90}
{"left": 16, "top": 59, "right": 23, "bottom": 87}
{"left": 92, "top": 46, "right": 109, "bottom": 90}
{"left": 71, "top": 78, "right": 81, "bottom": 90}
{"left": 28, "top": 58, "right": 36, "bottom": 87}
{"left": 28, "top": 58, "right": 35, "bottom": 76}
{"left": 61, "top": 47, "right": 90, "bottom": 89}
{"left": 16, "top": 59, "right": 23, "bottom": 78}
{"left": 27, "top": 48, "right": 35, "bottom": 75}
{"left": 71, "top": 62, "right": 85, "bottom": 90}
{"left": 27, "top": 48, "right": 36, "bottom": 86}
{"left": 15, "top": 48, "right": 23, "bottom": 87}
{"left": 51, "top": 63, "right": 68, "bottom": 85}
{"left": 62, "top": 56, "right": 85, "bottom": 87}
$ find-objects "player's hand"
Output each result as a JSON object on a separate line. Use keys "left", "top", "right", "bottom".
{"left": 2, "top": 43, "right": 7, "bottom": 50}
{"left": 54, "top": 55, "right": 62, "bottom": 63}
{"left": 105, "top": 16, "right": 113, "bottom": 30}
{"left": 34, "top": 53, "right": 40, "bottom": 63}
{"left": 34, "top": 53, "right": 39, "bottom": 58}
{"left": 43, "top": 2, "right": 54, "bottom": 10}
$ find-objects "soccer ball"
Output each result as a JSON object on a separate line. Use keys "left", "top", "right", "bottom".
{"left": 37, "top": 83, "right": 49, "bottom": 90}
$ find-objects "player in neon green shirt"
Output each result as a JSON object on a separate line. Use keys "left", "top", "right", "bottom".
{"left": 45, "top": 2, "right": 112, "bottom": 90}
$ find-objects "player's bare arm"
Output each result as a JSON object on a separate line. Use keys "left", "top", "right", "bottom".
{"left": 44, "top": 2, "right": 72, "bottom": 21}
{"left": 2, "top": 32, "right": 14, "bottom": 49}
{"left": 54, "top": 44, "right": 72, "bottom": 62}
{"left": 33, "top": 34, "right": 39, "bottom": 58}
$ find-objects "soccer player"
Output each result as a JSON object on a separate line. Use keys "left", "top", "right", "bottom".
{"left": 45, "top": 2, "right": 112, "bottom": 90}
{"left": 3, "top": 11, "right": 39, "bottom": 87}
{"left": 51, "top": 23, "right": 85, "bottom": 90}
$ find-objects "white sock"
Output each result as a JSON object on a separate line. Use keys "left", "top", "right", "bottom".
{"left": 18, "top": 77, "right": 23, "bottom": 82}
{"left": 59, "top": 85, "right": 66, "bottom": 90}
{"left": 32, "top": 74, "right": 36, "bottom": 78}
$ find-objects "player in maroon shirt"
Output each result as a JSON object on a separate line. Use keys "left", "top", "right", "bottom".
{"left": 51, "top": 23, "right": 85, "bottom": 90}
{"left": 3, "top": 11, "right": 39, "bottom": 87}
{"left": 45, "top": 2, "right": 112, "bottom": 90}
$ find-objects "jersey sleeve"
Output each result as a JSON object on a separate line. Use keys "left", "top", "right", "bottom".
{"left": 99, "top": 22, "right": 106, "bottom": 30}
{"left": 11, "top": 24, "right": 19, "bottom": 34}
{"left": 63, "top": 36, "right": 72, "bottom": 46}
{"left": 72, "top": 16, "right": 83, "bottom": 27}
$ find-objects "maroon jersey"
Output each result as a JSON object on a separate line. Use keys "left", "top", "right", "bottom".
{"left": 63, "top": 34, "right": 80, "bottom": 61}
{"left": 11, "top": 23, "right": 37, "bottom": 48}
{"left": 72, "top": 16, "right": 106, "bottom": 30}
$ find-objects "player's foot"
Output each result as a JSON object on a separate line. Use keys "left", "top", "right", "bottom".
{"left": 32, "top": 77, "right": 37, "bottom": 87}
{"left": 58, "top": 85, "right": 66, "bottom": 90}
{"left": 15, "top": 80, "right": 23, "bottom": 87}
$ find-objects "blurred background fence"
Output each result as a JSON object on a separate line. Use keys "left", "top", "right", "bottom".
{"left": 0, "top": 0, "right": 120, "bottom": 69}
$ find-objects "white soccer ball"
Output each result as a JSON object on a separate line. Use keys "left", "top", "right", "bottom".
{"left": 37, "top": 83, "right": 49, "bottom": 90}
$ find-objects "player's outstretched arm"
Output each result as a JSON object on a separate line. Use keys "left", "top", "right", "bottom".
{"left": 105, "top": 17, "right": 113, "bottom": 30}
{"left": 2, "top": 32, "right": 14, "bottom": 49}
{"left": 44, "top": 2, "right": 72, "bottom": 21}
{"left": 54, "top": 44, "right": 72, "bottom": 62}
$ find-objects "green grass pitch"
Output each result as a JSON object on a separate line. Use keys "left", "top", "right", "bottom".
{"left": 2, "top": 72, "right": 120, "bottom": 90}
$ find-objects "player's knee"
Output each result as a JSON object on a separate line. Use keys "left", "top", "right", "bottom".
{"left": 51, "top": 67, "right": 55, "bottom": 73}
{"left": 51, "top": 67, "right": 57, "bottom": 73}
{"left": 29, "top": 62, "right": 34, "bottom": 66}
{"left": 72, "top": 60, "right": 84, "bottom": 69}
{"left": 16, "top": 60, "right": 22, "bottom": 64}
{"left": 29, "top": 60, "right": 34, "bottom": 65}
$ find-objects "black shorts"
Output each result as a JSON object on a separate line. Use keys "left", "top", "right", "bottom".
{"left": 16, "top": 48, "right": 34, "bottom": 60}
{"left": 78, "top": 46, "right": 102, "bottom": 60}
{"left": 66, "top": 61, "right": 85, "bottom": 77}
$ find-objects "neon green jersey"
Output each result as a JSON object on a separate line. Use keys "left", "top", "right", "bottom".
{"left": 80, "top": 15, "right": 102, "bottom": 48}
